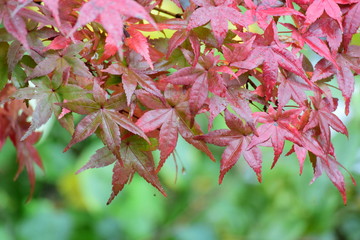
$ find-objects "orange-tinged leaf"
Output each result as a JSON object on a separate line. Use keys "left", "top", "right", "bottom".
{"left": 125, "top": 27, "right": 153, "bottom": 69}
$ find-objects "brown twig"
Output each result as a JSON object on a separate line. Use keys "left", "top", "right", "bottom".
{"left": 153, "top": 7, "right": 182, "bottom": 18}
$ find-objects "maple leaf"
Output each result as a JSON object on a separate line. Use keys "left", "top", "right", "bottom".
{"left": 124, "top": 26, "right": 153, "bottom": 69}
{"left": 43, "top": 35, "right": 72, "bottom": 52}
{"left": 277, "top": 73, "right": 311, "bottom": 107}
{"left": 281, "top": 22, "right": 338, "bottom": 68}
{"left": 248, "top": 106, "right": 303, "bottom": 168}
{"left": 108, "top": 136, "right": 166, "bottom": 204}
{"left": 98, "top": 24, "right": 155, "bottom": 68}
{"left": 0, "top": 0, "right": 53, "bottom": 49}
{"left": 304, "top": 94, "right": 348, "bottom": 152}
{"left": 136, "top": 85, "right": 215, "bottom": 172}
{"left": 103, "top": 62, "right": 162, "bottom": 105}
{"left": 76, "top": 146, "right": 118, "bottom": 174}
{"left": 10, "top": 76, "right": 62, "bottom": 140}
{"left": 310, "top": 155, "right": 353, "bottom": 204}
{"left": 1, "top": 0, "right": 359, "bottom": 204}
{"left": 207, "top": 95, "right": 227, "bottom": 131}
{"left": 164, "top": 19, "right": 201, "bottom": 65}
{"left": 304, "top": 0, "right": 343, "bottom": 29}
{"left": 335, "top": 47, "right": 360, "bottom": 115}
{"left": 9, "top": 63, "right": 90, "bottom": 139}
{"left": 76, "top": 136, "right": 166, "bottom": 204}
{"left": 69, "top": 0, "right": 156, "bottom": 52}
{"left": 196, "top": 110, "right": 262, "bottom": 183}
{"left": 288, "top": 109, "right": 354, "bottom": 203}
{"left": 222, "top": 36, "right": 255, "bottom": 65}
{"left": 225, "top": 87, "right": 258, "bottom": 130}
{"left": 0, "top": 0, "right": 30, "bottom": 49}
{"left": 307, "top": 17, "right": 342, "bottom": 54}
{"left": 12, "top": 130, "right": 43, "bottom": 201}
{"left": 187, "top": 0, "right": 247, "bottom": 45}
{"left": 311, "top": 46, "right": 360, "bottom": 114}
{"left": 163, "top": 51, "right": 230, "bottom": 116}
{"left": 232, "top": 22, "right": 313, "bottom": 100}
{"left": 129, "top": 18, "right": 196, "bottom": 62}
{"left": 0, "top": 85, "right": 43, "bottom": 201}
{"left": 243, "top": 0, "right": 304, "bottom": 29}
{"left": 285, "top": 110, "right": 330, "bottom": 174}
{"left": 343, "top": 2, "right": 360, "bottom": 50}
{"left": 311, "top": 58, "right": 336, "bottom": 83}
{"left": 43, "top": 0, "right": 61, "bottom": 27}
{"left": 61, "top": 82, "right": 148, "bottom": 165}
{"left": 29, "top": 43, "right": 92, "bottom": 80}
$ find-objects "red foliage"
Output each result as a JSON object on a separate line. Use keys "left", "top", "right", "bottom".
{"left": 0, "top": 0, "right": 359, "bottom": 204}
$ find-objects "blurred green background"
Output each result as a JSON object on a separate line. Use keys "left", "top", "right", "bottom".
{"left": 0, "top": 79, "right": 359, "bottom": 240}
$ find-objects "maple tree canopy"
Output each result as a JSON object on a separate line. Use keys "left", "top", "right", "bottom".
{"left": 0, "top": 0, "right": 359, "bottom": 204}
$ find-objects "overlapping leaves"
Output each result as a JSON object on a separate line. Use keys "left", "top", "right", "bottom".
{"left": 0, "top": 0, "right": 359, "bottom": 204}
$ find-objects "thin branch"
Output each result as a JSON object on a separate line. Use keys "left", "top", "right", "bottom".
{"left": 247, "top": 79, "right": 257, "bottom": 89}
{"left": 284, "top": 105, "right": 299, "bottom": 108}
{"left": 153, "top": 7, "right": 182, "bottom": 18}
{"left": 249, "top": 101, "right": 264, "bottom": 112}
{"left": 324, "top": 83, "right": 340, "bottom": 91}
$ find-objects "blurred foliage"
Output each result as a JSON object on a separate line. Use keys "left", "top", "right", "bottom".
{"left": 0, "top": 79, "right": 359, "bottom": 240}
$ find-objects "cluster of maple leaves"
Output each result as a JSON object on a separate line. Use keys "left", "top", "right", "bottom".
{"left": 0, "top": 0, "right": 359, "bottom": 204}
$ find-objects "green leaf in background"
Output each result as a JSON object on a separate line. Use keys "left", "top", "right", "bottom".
{"left": 0, "top": 42, "right": 9, "bottom": 91}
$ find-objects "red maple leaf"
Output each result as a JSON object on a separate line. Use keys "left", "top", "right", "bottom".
{"left": 343, "top": 2, "right": 360, "bottom": 50}
{"left": 163, "top": 51, "right": 232, "bottom": 116}
{"left": 277, "top": 73, "right": 311, "bottom": 107}
{"left": 196, "top": 110, "right": 262, "bottom": 183}
{"left": 136, "top": 85, "right": 215, "bottom": 172}
{"left": 60, "top": 82, "right": 148, "bottom": 165}
{"left": 303, "top": 94, "right": 348, "bottom": 152}
{"left": 244, "top": 0, "right": 304, "bottom": 29}
{"left": 248, "top": 106, "right": 303, "bottom": 168}
{"left": 0, "top": 0, "right": 50, "bottom": 49}
{"left": 1, "top": 0, "right": 358, "bottom": 204}
{"left": 304, "top": 0, "right": 343, "bottom": 29}
{"left": 125, "top": 26, "right": 153, "bottom": 69}
{"left": 103, "top": 62, "right": 162, "bottom": 105}
{"left": 335, "top": 47, "right": 360, "bottom": 115}
{"left": 312, "top": 46, "right": 360, "bottom": 114}
{"left": 311, "top": 155, "right": 355, "bottom": 204}
{"left": 69, "top": 0, "right": 156, "bottom": 51}
{"left": 282, "top": 21, "right": 338, "bottom": 66}
{"left": 75, "top": 136, "right": 166, "bottom": 205}
{"left": 0, "top": 85, "right": 43, "bottom": 201}
{"left": 187, "top": 0, "right": 247, "bottom": 45}
{"left": 232, "top": 22, "right": 313, "bottom": 100}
